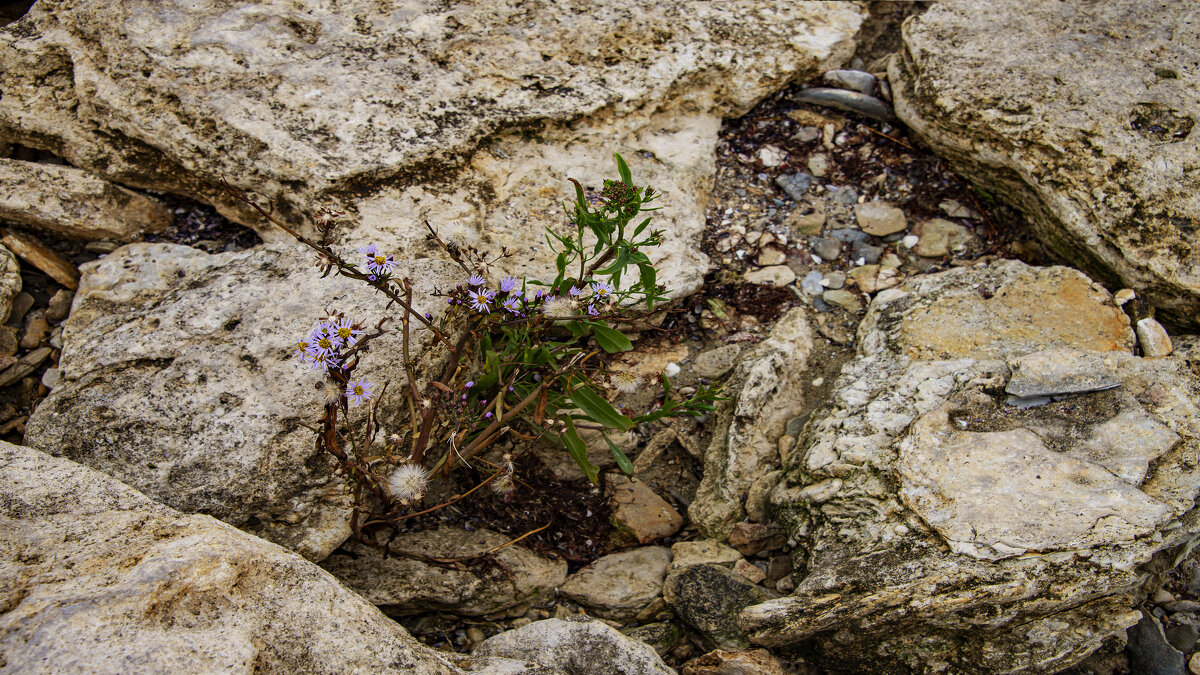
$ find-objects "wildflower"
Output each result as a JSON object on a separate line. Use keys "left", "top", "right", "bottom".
{"left": 309, "top": 351, "right": 342, "bottom": 373}
{"left": 484, "top": 411, "right": 493, "bottom": 418}
{"left": 568, "top": 285, "right": 582, "bottom": 297}
{"left": 330, "top": 317, "right": 364, "bottom": 348}
{"left": 586, "top": 303, "right": 600, "bottom": 316}
{"left": 610, "top": 371, "right": 641, "bottom": 394}
{"left": 292, "top": 339, "right": 313, "bottom": 362}
{"left": 365, "top": 250, "right": 396, "bottom": 276}
{"left": 388, "top": 463, "right": 429, "bottom": 502}
{"left": 590, "top": 281, "right": 615, "bottom": 300}
{"left": 465, "top": 381, "right": 474, "bottom": 389}
{"left": 443, "top": 222, "right": 475, "bottom": 249}
{"left": 321, "top": 380, "right": 344, "bottom": 406}
{"left": 499, "top": 276, "right": 520, "bottom": 293}
{"left": 467, "top": 274, "right": 486, "bottom": 287}
{"left": 469, "top": 288, "right": 494, "bottom": 313}
{"left": 307, "top": 323, "right": 343, "bottom": 356}
{"left": 542, "top": 296, "right": 576, "bottom": 318}
{"left": 346, "top": 378, "right": 375, "bottom": 406}
{"left": 356, "top": 243, "right": 378, "bottom": 257}
{"left": 503, "top": 296, "right": 521, "bottom": 314}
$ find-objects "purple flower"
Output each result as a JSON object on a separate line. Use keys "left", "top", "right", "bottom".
{"left": 586, "top": 303, "right": 600, "bottom": 316}
{"left": 465, "top": 381, "right": 474, "bottom": 389}
{"left": 307, "top": 323, "right": 343, "bottom": 356}
{"left": 365, "top": 250, "right": 396, "bottom": 276}
{"left": 292, "top": 339, "right": 313, "bottom": 362}
{"left": 310, "top": 350, "right": 342, "bottom": 373}
{"left": 469, "top": 289, "right": 494, "bottom": 314}
{"left": 467, "top": 274, "right": 486, "bottom": 287}
{"left": 425, "top": 312, "right": 433, "bottom": 320}
{"left": 590, "top": 281, "right": 615, "bottom": 300}
{"left": 503, "top": 296, "right": 521, "bottom": 314}
{"left": 346, "top": 378, "right": 374, "bottom": 406}
{"left": 499, "top": 276, "right": 520, "bottom": 293}
{"left": 484, "top": 411, "right": 493, "bottom": 418}
{"left": 568, "top": 285, "right": 582, "bottom": 297}
{"left": 329, "top": 317, "right": 364, "bottom": 348}
{"left": 356, "top": 243, "right": 378, "bottom": 257}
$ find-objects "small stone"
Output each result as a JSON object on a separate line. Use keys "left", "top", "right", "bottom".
{"left": 623, "top": 622, "right": 681, "bottom": 657}
{"left": 787, "top": 207, "right": 825, "bottom": 236}
{"left": 692, "top": 345, "right": 742, "bottom": 380}
{"left": 829, "top": 186, "right": 859, "bottom": 205}
{"left": 0, "top": 346, "right": 52, "bottom": 387}
{"left": 807, "top": 153, "right": 829, "bottom": 177}
{"left": 2, "top": 230, "right": 80, "bottom": 290}
{"left": 850, "top": 240, "right": 883, "bottom": 265}
{"left": 84, "top": 240, "right": 120, "bottom": 254}
{"left": 41, "top": 367, "right": 61, "bottom": 389}
{"left": 1129, "top": 609, "right": 1187, "bottom": 675}
{"left": 1115, "top": 288, "right": 1137, "bottom": 306}
{"left": 609, "top": 475, "right": 684, "bottom": 544}
{"left": 823, "top": 69, "right": 877, "bottom": 95}
{"left": 913, "top": 218, "right": 976, "bottom": 257}
{"left": 757, "top": 145, "right": 787, "bottom": 168}
{"left": 1137, "top": 318, "right": 1173, "bottom": 357}
{"left": 774, "top": 576, "right": 794, "bottom": 593}
{"left": 774, "top": 173, "right": 812, "bottom": 201}
{"left": 809, "top": 237, "right": 842, "bottom": 261}
{"left": 0, "top": 326, "right": 16, "bottom": 355}
{"left": 792, "top": 126, "right": 820, "bottom": 143}
{"left": 20, "top": 310, "right": 49, "bottom": 350}
{"left": 1154, "top": 589, "right": 1177, "bottom": 605}
{"left": 765, "top": 556, "right": 792, "bottom": 588}
{"left": 560, "top": 547, "right": 672, "bottom": 621}
{"left": 1166, "top": 623, "right": 1199, "bottom": 653}
{"left": 670, "top": 540, "right": 743, "bottom": 571}
{"left": 854, "top": 202, "right": 907, "bottom": 236}
{"left": 1190, "top": 652, "right": 1200, "bottom": 675}
{"left": 663, "top": 564, "right": 772, "bottom": 650}
{"left": 466, "top": 627, "right": 486, "bottom": 646}
{"left": 733, "top": 559, "right": 767, "bottom": 585}
{"left": 938, "top": 199, "right": 982, "bottom": 220}
{"left": 902, "top": 234, "right": 919, "bottom": 249}
{"left": 48, "top": 326, "right": 62, "bottom": 350}
{"left": 46, "top": 289, "right": 74, "bottom": 323}
{"left": 829, "top": 228, "right": 870, "bottom": 244}
{"left": 663, "top": 362, "right": 681, "bottom": 378}
{"left": 743, "top": 265, "right": 795, "bottom": 287}
{"left": 880, "top": 252, "right": 902, "bottom": 268}
{"left": 728, "top": 522, "right": 787, "bottom": 556}
{"left": 800, "top": 270, "right": 825, "bottom": 295}
{"left": 822, "top": 289, "right": 862, "bottom": 312}
{"left": 683, "top": 648, "right": 787, "bottom": 675}
{"left": 820, "top": 271, "right": 845, "bottom": 290}
{"left": 793, "top": 88, "right": 895, "bottom": 122}
{"left": 846, "top": 265, "right": 900, "bottom": 293}
{"left": 8, "top": 292, "right": 34, "bottom": 325}
{"left": 744, "top": 231, "right": 762, "bottom": 246}
{"left": 756, "top": 246, "right": 787, "bottom": 266}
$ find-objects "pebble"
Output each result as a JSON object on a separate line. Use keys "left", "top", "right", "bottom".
{"left": 793, "top": 87, "right": 896, "bottom": 122}
{"left": 850, "top": 240, "right": 883, "bottom": 265}
{"left": 880, "top": 252, "right": 903, "bottom": 268}
{"left": 46, "top": 289, "right": 74, "bottom": 322}
{"left": 756, "top": 145, "right": 787, "bottom": 168}
{"left": 466, "top": 627, "right": 486, "bottom": 646}
{"left": 733, "top": 559, "right": 767, "bottom": 585}
{"left": 774, "top": 172, "right": 812, "bottom": 201}
{"left": 829, "top": 228, "right": 870, "bottom": 244}
{"left": 1137, "top": 318, "right": 1173, "bottom": 357}
{"left": 84, "top": 240, "right": 120, "bottom": 254}
{"left": 743, "top": 265, "right": 796, "bottom": 287}
{"left": 757, "top": 246, "right": 787, "bottom": 266}
{"left": 913, "top": 218, "right": 975, "bottom": 257}
{"left": 19, "top": 310, "right": 49, "bottom": 350}
{"left": 691, "top": 345, "right": 742, "bottom": 380}
{"left": 822, "top": 289, "right": 862, "bottom": 312}
{"left": 8, "top": 292, "right": 34, "bottom": 325}
{"left": 939, "top": 199, "right": 982, "bottom": 220}
{"left": 663, "top": 362, "right": 681, "bottom": 378}
{"left": 820, "top": 272, "right": 845, "bottom": 290}
{"left": 792, "top": 126, "right": 820, "bottom": 143}
{"left": 0, "top": 326, "right": 16, "bottom": 355}
{"left": 800, "top": 271, "right": 825, "bottom": 295}
{"left": 1191, "top": 652, "right": 1200, "bottom": 675}
{"left": 829, "top": 186, "right": 859, "bottom": 205}
{"left": 671, "top": 540, "right": 743, "bottom": 571}
{"left": 788, "top": 209, "right": 826, "bottom": 236}
{"left": 809, "top": 237, "right": 842, "bottom": 261}
{"left": 0, "top": 346, "right": 52, "bottom": 387}
{"left": 2, "top": 229, "right": 80, "bottom": 290}
{"left": 608, "top": 475, "right": 683, "bottom": 543}
{"left": 775, "top": 576, "right": 795, "bottom": 593}
{"left": 807, "top": 153, "right": 830, "bottom": 177}
{"left": 40, "top": 367, "right": 61, "bottom": 389}
{"left": 902, "top": 234, "right": 920, "bottom": 249}
{"left": 854, "top": 201, "right": 907, "bottom": 236}
{"left": 1154, "top": 589, "right": 1177, "bottom": 605}
{"left": 1115, "top": 288, "right": 1137, "bottom": 306}
{"left": 823, "top": 69, "right": 877, "bottom": 95}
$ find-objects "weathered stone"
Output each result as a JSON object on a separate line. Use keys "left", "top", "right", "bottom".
{"left": 322, "top": 528, "right": 566, "bottom": 617}
{"left": 0, "top": 442, "right": 541, "bottom": 675}
{"left": 788, "top": 208, "right": 826, "bottom": 236}
{"left": 742, "top": 265, "right": 796, "bottom": 287}
{"left": 609, "top": 474, "right": 684, "bottom": 544}
{"left": 756, "top": 145, "right": 787, "bottom": 168}
{"left": 0, "top": 158, "right": 171, "bottom": 241}
{"left": 682, "top": 648, "right": 786, "bottom": 675}
{"left": 24, "top": 242, "right": 460, "bottom": 560}
{"left": 1006, "top": 347, "right": 1123, "bottom": 397}
{"left": 19, "top": 308, "right": 48, "bottom": 349}
{"left": 0, "top": 1, "right": 863, "bottom": 303}
{"left": 474, "top": 616, "right": 674, "bottom": 675}
{"left": 911, "top": 217, "right": 976, "bottom": 258}
{"left": 889, "top": 0, "right": 1200, "bottom": 327}
{"left": 845, "top": 264, "right": 899, "bottom": 293}
{"left": 821, "top": 289, "right": 862, "bottom": 312}
{"left": 691, "top": 344, "right": 742, "bottom": 380}
{"left": 727, "top": 522, "right": 786, "bottom": 557}
{"left": 1, "top": 229, "right": 79, "bottom": 289}
{"left": 733, "top": 559, "right": 767, "bottom": 585}
{"left": 756, "top": 246, "right": 787, "bottom": 267}
{"left": 1129, "top": 610, "right": 1188, "bottom": 675}
{"left": 0, "top": 244, "right": 21, "bottom": 324}
{"left": 853, "top": 201, "right": 906, "bottom": 236}
{"left": 690, "top": 308, "right": 814, "bottom": 538}
{"left": 775, "top": 173, "right": 813, "bottom": 202}
{"left": 0, "top": 345, "right": 51, "bottom": 387}
{"left": 823, "top": 69, "right": 877, "bottom": 95}
{"left": 622, "top": 623, "right": 682, "bottom": 658}
{"left": 671, "top": 540, "right": 744, "bottom": 571}
{"left": 742, "top": 260, "right": 1200, "bottom": 673}
{"left": 45, "top": 288, "right": 73, "bottom": 322}
{"left": 793, "top": 88, "right": 894, "bottom": 122}
{"left": 664, "top": 564, "right": 773, "bottom": 650}
{"left": 560, "top": 547, "right": 671, "bottom": 622}
{"left": 1138, "top": 318, "right": 1174, "bottom": 357}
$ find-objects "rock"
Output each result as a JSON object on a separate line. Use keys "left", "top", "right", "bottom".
{"left": 787, "top": 207, "right": 826, "bottom": 235}
{"left": 775, "top": 173, "right": 813, "bottom": 202}
{"left": 742, "top": 260, "right": 1200, "bottom": 673}
{"left": 8, "top": 290, "right": 34, "bottom": 325}
{"left": 727, "top": 522, "right": 786, "bottom": 557}
{"left": 671, "top": 540, "right": 745, "bottom": 571}
{"left": 609, "top": 474, "right": 684, "bottom": 544}
{"left": 793, "top": 88, "right": 895, "bottom": 122}
{"left": 692, "top": 344, "right": 743, "bottom": 380}
{"left": 911, "top": 218, "right": 976, "bottom": 258}
{"left": 733, "top": 560, "right": 767, "bottom": 585}
{"left": 664, "top": 564, "right": 773, "bottom": 650}
{"left": 850, "top": 240, "right": 883, "bottom": 266}
{"left": 0, "top": 442, "right": 537, "bottom": 675}
{"left": 823, "top": 69, "right": 877, "bottom": 95}
{"left": 828, "top": 186, "right": 859, "bottom": 206}
{"left": 938, "top": 199, "right": 982, "bottom": 221}
{"left": 889, "top": 0, "right": 1200, "bottom": 327}
{"left": 1166, "top": 622, "right": 1199, "bottom": 654}
{"left": 829, "top": 228, "right": 870, "bottom": 244}
{"left": 809, "top": 237, "right": 842, "bottom": 261}
{"left": 1128, "top": 610, "right": 1188, "bottom": 675}
{"left": 0, "top": 158, "right": 171, "bottom": 241}
{"left": 18, "top": 308, "right": 48, "bottom": 350}
{"left": 690, "top": 309, "right": 814, "bottom": 538}
{"left": 0, "top": 345, "right": 52, "bottom": 387}
{"left": 1, "top": 2, "right": 864, "bottom": 305}
{"left": 820, "top": 272, "right": 845, "bottom": 290}
{"left": 321, "top": 528, "right": 567, "bottom": 617}
{"left": 846, "top": 264, "right": 899, "bottom": 293}
{"left": 0, "top": 244, "right": 20, "bottom": 324}
{"left": 756, "top": 145, "right": 787, "bottom": 168}
{"left": 853, "top": 202, "right": 907, "bottom": 236}
{"left": 800, "top": 271, "right": 825, "bottom": 296}
{"left": 807, "top": 154, "right": 830, "bottom": 177}
{"left": 756, "top": 246, "right": 787, "bottom": 267}
{"left": 1115, "top": 288, "right": 1138, "bottom": 306}
{"left": 46, "top": 288, "right": 73, "bottom": 322}
{"left": 1138, "top": 318, "right": 1174, "bottom": 357}
{"left": 682, "top": 648, "right": 786, "bottom": 675}
{"left": 744, "top": 470, "right": 783, "bottom": 523}
{"left": 821, "top": 289, "right": 862, "bottom": 312}
{"left": 474, "top": 616, "right": 674, "bottom": 675}
{"left": 24, "top": 242, "right": 460, "bottom": 560}
{"left": 742, "top": 265, "right": 796, "bottom": 287}
{"left": 623, "top": 623, "right": 683, "bottom": 657}
{"left": 1191, "top": 652, "right": 1200, "bottom": 675}
{"left": 1, "top": 229, "right": 79, "bottom": 290}
{"left": 40, "top": 366, "right": 60, "bottom": 389}
{"left": 1005, "top": 347, "right": 1123, "bottom": 397}
{"left": 560, "top": 547, "right": 671, "bottom": 621}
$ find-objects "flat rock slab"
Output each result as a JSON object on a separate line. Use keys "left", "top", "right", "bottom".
{"left": 890, "top": 0, "right": 1200, "bottom": 327}
{"left": 24, "top": 242, "right": 459, "bottom": 560}
{"left": 1006, "top": 347, "right": 1122, "bottom": 397}
{"left": 0, "top": 442, "right": 544, "bottom": 675}
{"left": 474, "top": 617, "right": 674, "bottom": 675}
{"left": 560, "top": 547, "right": 672, "bottom": 622}
{"left": 742, "top": 260, "right": 1200, "bottom": 673}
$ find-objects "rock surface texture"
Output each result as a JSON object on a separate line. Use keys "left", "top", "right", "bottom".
{"left": 0, "top": 442, "right": 549, "bottom": 675}
{"left": 889, "top": 0, "right": 1200, "bottom": 326}
{"left": 474, "top": 616, "right": 675, "bottom": 675}
{"left": 24, "top": 242, "right": 459, "bottom": 560}
{"left": 0, "top": 0, "right": 862, "bottom": 300}
{"left": 741, "top": 260, "right": 1200, "bottom": 672}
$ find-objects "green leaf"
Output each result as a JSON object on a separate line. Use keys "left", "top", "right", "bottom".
{"left": 603, "top": 433, "right": 634, "bottom": 475}
{"left": 563, "top": 419, "right": 599, "bottom": 484}
{"left": 556, "top": 251, "right": 568, "bottom": 276}
{"left": 615, "top": 153, "right": 632, "bottom": 185}
{"left": 476, "top": 350, "right": 501, "bottom": 390}
{"left": 638, "top": 264, "right": 658, "bottom": 307}
{"left": 565, "top": 320, "right": 588, "bottom": 339}
{"left": 595, "top": 246, "right": 630, "bottom": 276}
{"left": 591, "top": 324, "right": 633, "bottom": 353}
{"left": 570, "top": 381, "right": 633, "bottom": 430}
{"left": 632, "top": 217, "right": 652, "bottom": 238}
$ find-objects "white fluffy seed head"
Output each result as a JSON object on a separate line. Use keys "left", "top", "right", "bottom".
{"left": 321, "top": 380, "right": 344, "bottom": 406}
{"left": 388, "top": 463, "right": 429, "bottom": 503}
{"left": 442, "top": 222, "right": 476, "bottom": 250}
{"left": 542, "top": 297, "right": 576, "bottom": 318}
{"left": 610, "top": 371, "right": 641, "bottom": 394}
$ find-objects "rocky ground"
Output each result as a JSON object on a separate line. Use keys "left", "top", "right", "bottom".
{"left": 2, "top": 1, "right": 1198, "bottom": 674}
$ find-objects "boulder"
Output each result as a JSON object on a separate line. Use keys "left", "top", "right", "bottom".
{"left": 322, "top": 528, "right": 566, "bottom": 617}
{"left": 559, "top": 546, "right": 672, "bottom": 622}
{"left": 664, "top": 564, "right": 773, "bottom": 650}
{"left": 0, "top": 0, "right": 863, "bottom": 300}
{"left": 889, "top": 0, "right": 1200, "bottom": 327}
{"left": 24, "top": 242, "right": 460, "bottom": 560}
{"left": 690, "top": 308, "right": 814, "bottom": 538}
{"left": 741, "top": 260, "right": 1200, "bottom": 673}
{"left": 0, "top": 441, "right": 546, "bottom": 674}
{"left": 474, "top": 616, "right": 674, "bottom": 675}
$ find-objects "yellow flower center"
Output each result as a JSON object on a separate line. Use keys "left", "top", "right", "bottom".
{"left": 318, "top": 338, "right": 332, "bottom": 349}
{"left": 353, "top": 386, "right": 364, "bottom": 395}
{"left": 337, "top": 327, "right": 352, "bottom": 338}
{"left": 374, "top": 255, "right": 386, "bottom": 264}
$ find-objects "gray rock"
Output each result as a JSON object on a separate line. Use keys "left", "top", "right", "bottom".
{"left": 664, "top": 564, "right": 773, "bottom": 650}
{"left": 1138, "top": 318, "right": 1174, "bottom": 357}
{"left": 1128, "top": 610, "right": 1188, "bottom": 675}
{"left": 0, "top": 442, "right": 539, "bottom": 675}
{"left": 621, "top": 623, "right": 682, "bottom": 657}
{"left": 1005, "top": 348, "right": 1123, "bottom": 397}
{"left": 854, "top": 202, "right": 907, "bottom": 236}
{"left": 823, "top": 69, "right": 878, "bottom": 95}
{"left": 800, "top": 270, "right": 826, "bottom": 295}
{"left": 0, "top": 244, "right": 20, "bottom": 324}
{"left": 828, "top": 228, "right": 871, "bottom": 244}
{"left": 889, "top": 0, "right": 1200, "bottom": 327}
{"left": 742, "top": 260, "right": 1200, "bottom": 673}
{"left": 24, "top": 243, "right": 461, "bottom": 560}
{"left": 809, "top": 237, "right": 842, "bottom": 262}
{"left": 793, "top": 87, "right": 895, "bottom": 122}
{"left": 692, "top": 344, "right": 743, "bottom": 380}
{"left": 775, "top": 172, "right": 813, "bottom": 201}
{"left": 821, "top": 289, "right": 862, "bottom": 312}
{"left": 560, "top": 547, "right": 671, "bottom": 621}
{"left": 474, "top": 616, "right": 674, "bottom": 675}
{"left": 828, "top": 186, "right": 859, "bottom": 205}
{"left": 849, "top": 240, "right": 883, "bottom": 265}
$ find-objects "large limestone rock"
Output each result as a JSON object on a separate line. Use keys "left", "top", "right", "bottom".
{"left": 0, "top": 442, "right": 547, "bottom": 674}
{"left": 889, "top": 0, "right": 1200, "bottom": 327}
{"left": 0, "top": 0, "right": 863, "bottom": 299}
{"left": 24, "top": 242, "right": 459, "bottom": 560}
{"left": 741, "top": 260, "right": 1200, "bottom": 673}
{"left": 690, "top": 307, "right": 815, "bottom": 538}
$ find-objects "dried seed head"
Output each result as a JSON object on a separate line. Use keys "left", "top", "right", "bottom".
{"left": 443, "top": 222, "right": 476, "bottom": 250}
{"left": 321, "top": 380, "right": 344, "bottom": 406}
{"left": 609, "top": 371, "right": 641, "bottom": 394}
{"left": 542, "top": 296, "right": 576, "bottom": 319}
{"left": 491, "top": 472, "right": 514, "bottom": 496}
{"left": 388, "top": 463, "right": 429, "bottom": 503}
